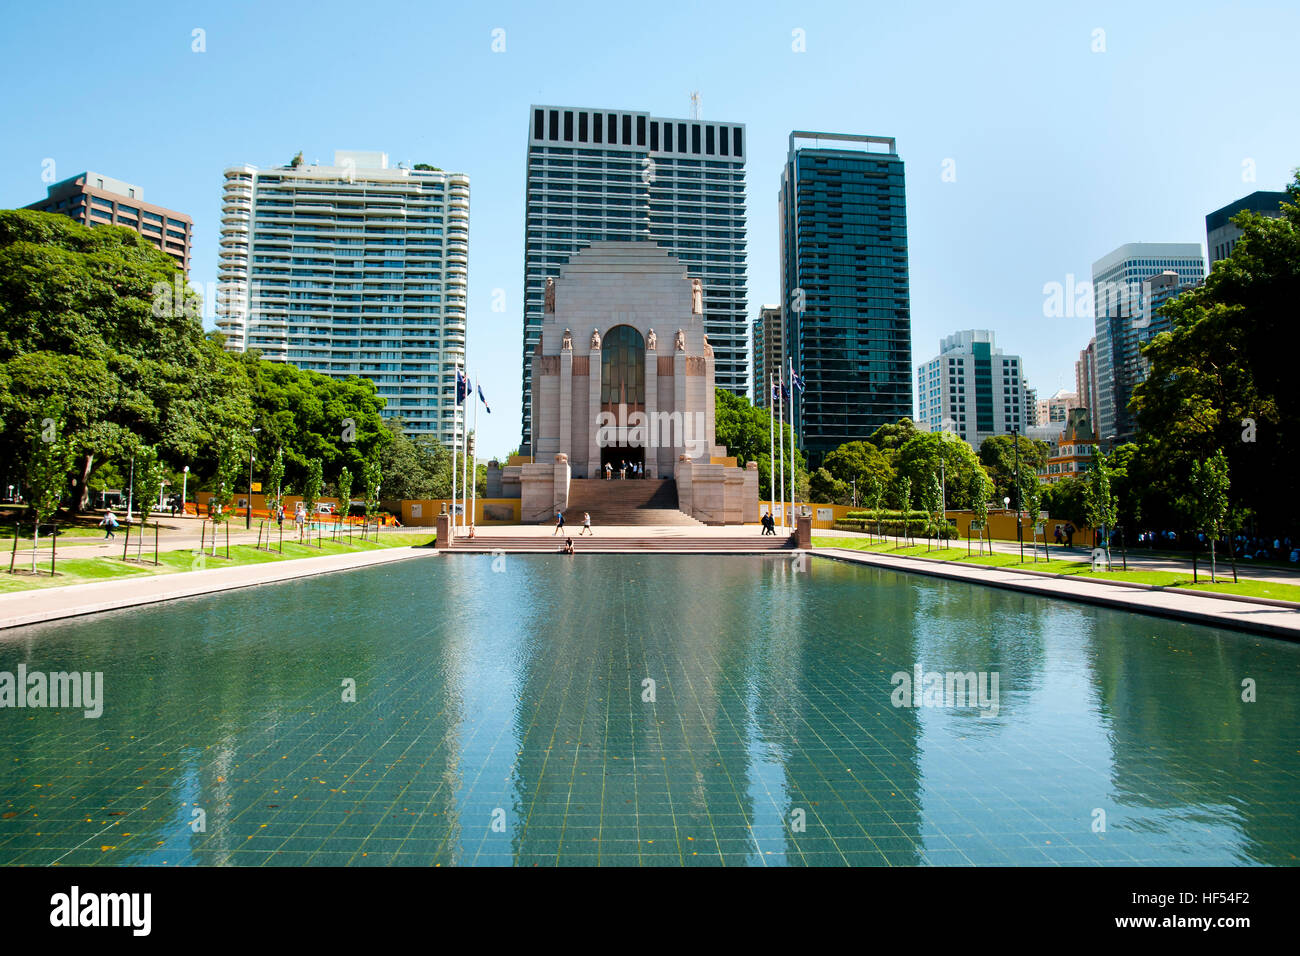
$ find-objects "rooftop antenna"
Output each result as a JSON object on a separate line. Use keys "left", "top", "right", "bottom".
{"left": 689, "top": 91, "right": 702, "bottom": 119}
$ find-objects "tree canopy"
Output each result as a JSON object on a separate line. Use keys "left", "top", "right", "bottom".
{"left": 1131, "top": 173, "right": 1300, "bottom": 531}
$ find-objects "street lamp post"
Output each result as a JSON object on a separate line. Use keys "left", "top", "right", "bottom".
{"left": 246, "top": 427, "right": 262, "bottom": 529}
{"left": 1013, "top": 423, "right": 1023, "bottom": 561}
{"left": 181, "top": 466, "right": 189, "bottom": 516}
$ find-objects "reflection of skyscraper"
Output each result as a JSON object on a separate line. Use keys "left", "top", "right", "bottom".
{"left": 780, "top": 132, "right": 912, "bottom": 465}
{"left": 520, "top": 106, "right": 749, "bottom": 451}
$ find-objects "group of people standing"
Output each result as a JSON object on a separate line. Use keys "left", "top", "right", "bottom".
{"left": 603, "top": 460, "right": 643, "bottom": 479}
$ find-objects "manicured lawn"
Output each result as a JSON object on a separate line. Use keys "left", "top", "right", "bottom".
{"left": 813, "top": 537, "right": 1300, "bottom": 603}
{"left": 0, "top": 531, "right": 435, "bottom": 594}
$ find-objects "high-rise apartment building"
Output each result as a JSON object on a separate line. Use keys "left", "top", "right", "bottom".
{"left": 25, "top": 171, "right": 193, "bottom": 271}
{"left": 520, "top": 105, "right": 748, "bottom": 450}
{"left": 780, "top": 132, "right": 911, "bottom": 464}
{"left": 752, "top": 304, "right": 782, "bottom": 407}
{"left": 1091, "top": 243, "right": 1204, "bottom": 442}
{"left": 916, "top": 330, "right": 1025, "bottom": 448}
{"left": 1036, "top": 389, "right": 1080, "bottom": 426}
{"left": 215, "top": 151, "right": 469, "bottom": 444}
{"left": 1206, "top": 190, "right": 1289, "bottom": 263}
{"left": 1076, "top": 337, "right": 1098, "bottom": 421}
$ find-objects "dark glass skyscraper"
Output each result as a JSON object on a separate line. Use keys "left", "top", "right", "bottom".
{"left": 779, "top": 132, "right": 912, "bottom": 464}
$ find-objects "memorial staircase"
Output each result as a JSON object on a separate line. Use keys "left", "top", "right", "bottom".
{"left": 561, "top": 478, "right": 702, "bottom": 528}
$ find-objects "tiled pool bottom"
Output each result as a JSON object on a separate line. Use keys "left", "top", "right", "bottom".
{"left": 1, "top": 554, "right": 1296, "bottom": 866}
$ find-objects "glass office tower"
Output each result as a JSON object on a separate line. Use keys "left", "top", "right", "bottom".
{"left": 779, "top": 132, "right": 912, "bottom": 465}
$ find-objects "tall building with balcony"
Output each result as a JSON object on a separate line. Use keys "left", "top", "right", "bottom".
{"left": 520, "top": 105, "right": 748, "bottom": 451}
{"left": 1091, "top": 242, "right": 1204, "bottom": 442}
{"left": 216, "top": 151, "right": 469, "bottom": 444}
{"left": 780, "top": 132, "right": 911, "bottom": 464}
{"left": 916, "top": 330, "right": 1025, "bottom": 448}
{"left": 752, "top": 304, "right": 782, "bottom": 407}
{"left": 24, "top": 171, "right": 192, "bottom": 271}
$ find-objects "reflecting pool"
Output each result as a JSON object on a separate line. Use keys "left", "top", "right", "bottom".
{"left": 1, "top": 554, "right": 1296, "bottom": 866}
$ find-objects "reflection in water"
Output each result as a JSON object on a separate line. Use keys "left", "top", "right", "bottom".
{"left": 0, "top": 554, "right": 1295, "bottom": 866}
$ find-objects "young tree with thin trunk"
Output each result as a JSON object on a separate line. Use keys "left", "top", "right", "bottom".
{"left": 363, "top": 459, "right": 382, "bottom": 538}
{"left": 25, "top": 407, "right": 75, "bottom": 574}
{"left": 1183, "top": 450, "right": 1230, "bottom": 583}
{"left": 894, "top": 475, "right": 911, "bottom": 549}
{"left": 336, "top": 466, "right": 353, "bottom": 542}
{"left": 302, "top": 459, "right": 323, "bottom": 543}
{"left": 1084, "top": 451, "right": 1118, "bottom": 571}
{"left": 132, "top": 446, "right": 166, "bottom": 561}
{"left": 968, "top": 469, "right": 991, "bottom": 556}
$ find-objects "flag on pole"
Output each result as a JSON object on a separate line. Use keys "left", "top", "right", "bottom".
{"left": 456, "top": 369, "right": 468, "bottom": 405}
{"left": 771, "top": 381, "right": 780, "bottom": 404}
{"left": 789, "top": 364, "right": 805, "bottom": 394}
{"left": 478, "top": 382, "right": 491, "bottom": 413}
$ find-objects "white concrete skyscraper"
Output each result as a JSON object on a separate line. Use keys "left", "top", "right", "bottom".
{"left": 520, "top": 105, "right": 748, "bottom": 451}
{"left": 216, "top": 150, "right": 469, "bottom": 445}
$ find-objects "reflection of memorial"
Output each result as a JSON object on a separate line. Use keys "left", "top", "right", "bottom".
{"left": 505, "top": 241, "right": 757, "bottom": 523}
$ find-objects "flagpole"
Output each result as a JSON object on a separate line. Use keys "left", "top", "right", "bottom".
{"left": 790, "top": 357, "right": 797, "bottom": 530}
{"left": 461, "top": 374, "right": 469, "bottom": 531}
{"left": 450, "top": 361, "right": 458, "bottom": 535}
{"left": 777, "top": 365, "right": 786, "bottom": 533}
{"left": 471, "top": 374, "right": 479, "bottom": 531}
{"left": 759, "top": 369, "right": 769, "bottom": 528}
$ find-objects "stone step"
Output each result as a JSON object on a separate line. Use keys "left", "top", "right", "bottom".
{"left": 448, "top": 534, "right": 796, "bottom": 552}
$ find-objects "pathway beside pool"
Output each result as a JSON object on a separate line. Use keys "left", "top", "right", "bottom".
{"left": 820, "top": 548, "right": 1300, "bottom": 639}
{"left": 0, "top": 547, "right": 437, "bottom": 632}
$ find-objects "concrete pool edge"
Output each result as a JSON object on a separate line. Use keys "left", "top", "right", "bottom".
{"left": 817, "top": 548, "right": 1300, "bottom": 640}
{"left": 0, "top": 547, "right": 438, "bottom": 631}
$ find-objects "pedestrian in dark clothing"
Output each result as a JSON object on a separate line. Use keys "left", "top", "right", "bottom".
{"left": 553, "top": 511, "right": 565, "bottom": 535}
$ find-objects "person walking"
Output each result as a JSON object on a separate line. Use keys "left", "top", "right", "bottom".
{"left": 100, "top": 509, "right": 119, "bottom": 539}
{"left": 581, "top": 511, "right": 593, "bottom": 535}
{"left": 553, "top": 510, "right": 565, "bottom": 535}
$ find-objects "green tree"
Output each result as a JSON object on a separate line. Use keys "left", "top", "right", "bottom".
{"left": 0, "top": 211, "right": 250, "bottom": 512}
{"left": 265, "top": 447, "right": 285, "bottom": 517}
{"left": 821, "top": 440, "right": 895, "bottom": 500}
{"left": 23, "top": 405, "right": 75, "bottom": 573}
{"left": 893, "top": 475, "right": 912, "bottom": 547}
{"left": 302, "top": 459, "right": 323, "bottom": 539}
{"left": 809, "top": 467, "right": 849, "bottom": 505}
{"left": 1131, "top": 176, "right": 1300, "bottom": 531}
{"left": 867, "top": 419, "right": 919, "bottom": 460}
{"left": 1181, "top": 450, "right": 1231, "bottom": 583}
{"left": 1042, "top": 475, "right": 1088, "bottom": 527}
{"left": 898, "top": 431, "right": 984, "bottom": 510}
{"left": 211, "top": 436, "right": 243, "bottom": 546}
{"left": 363, "top": 458, "right": 383, "bottom": 525}
{"left": 714, "top": 387, "right": 803, "bottom": 499}
{"left": 864, "top": 474, "right": 885, "bottom": 541}
{"left": 978, "top": 433, "right": 1051, "bottom": 503}
{"left": 1084, "top": 451, "right": 1119, "bottom": 569}
{"left": 336, "top": 466, "right": 353, "bottom": 523}
{"left": 131, "top": 445, "right": 166, "bottom": 557}
{"left": 968, "top": 468, "right": 991, "bottom": 554}
{"left": 1020, "top": 473, "right": 1045, "bottom": 560}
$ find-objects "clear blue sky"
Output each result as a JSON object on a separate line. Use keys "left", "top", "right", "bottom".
{"left": 3, "top": 0, "right": 1296, "bottom": 459}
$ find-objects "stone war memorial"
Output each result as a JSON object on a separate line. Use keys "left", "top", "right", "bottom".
{"left": 500, "top": 241, "right": 758, "bottom": 524}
